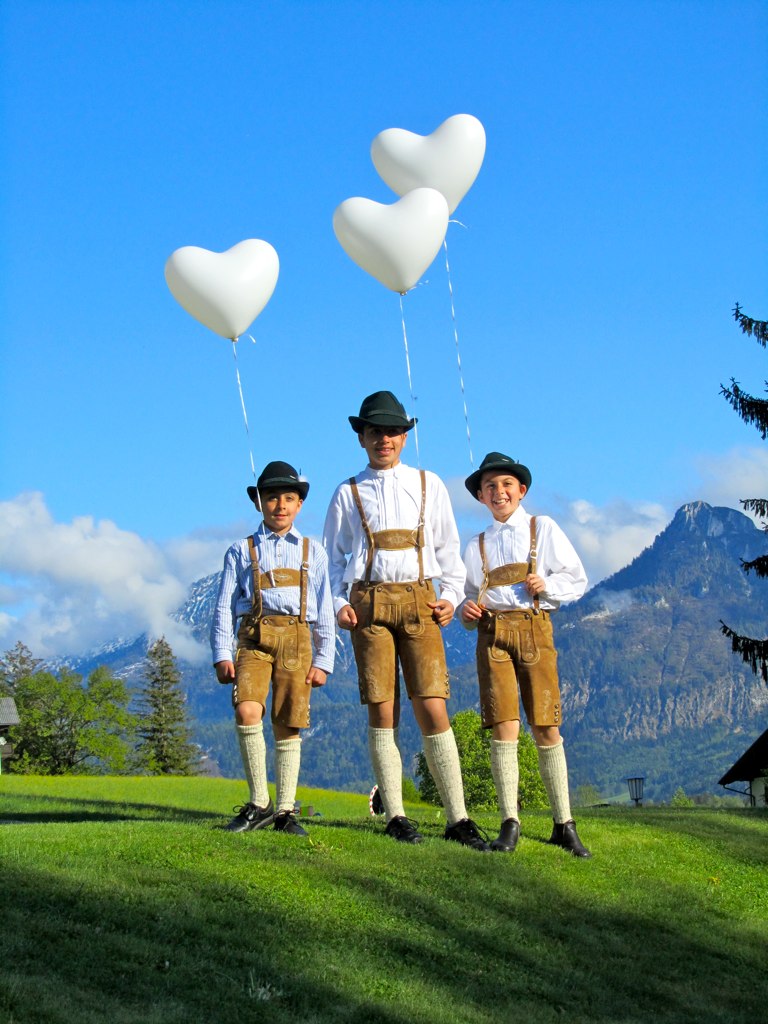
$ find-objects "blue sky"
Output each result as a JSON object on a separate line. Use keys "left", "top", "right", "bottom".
{"left": 1, "top": 0, "right": 766, "bottom": 659}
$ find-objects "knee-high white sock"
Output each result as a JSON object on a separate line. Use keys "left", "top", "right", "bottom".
{"left": 491, "top": 739, "right": 519, "bottom": 822}
{"left": 537, "top": 740, "right": 572, "bottom": 823}
{"left": 422, "top": 729, "right": 468, "bottom": 826}
{"left": 368, "top": 727, "right": 405, "bottom": 821}
{"left": 275, "top": 737, "right": 302, "bottom": 814}
{"left": 236, "top": 722, "right": 270, "bottom": 808}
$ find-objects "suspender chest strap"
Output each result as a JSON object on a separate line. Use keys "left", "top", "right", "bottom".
{"left": 477, "top": 516, "right": 539, "bottom": 612}
{"left": 349, "top": 470, "right": 428, "bottom": 584}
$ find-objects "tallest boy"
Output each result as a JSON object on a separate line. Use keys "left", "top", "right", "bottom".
{"left": 323, "top": 391, "right": 489, "bottom": 850}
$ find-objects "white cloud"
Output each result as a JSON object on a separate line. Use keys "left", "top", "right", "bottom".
{"left": 0, "top": 492, "right": 219, "bottom": 662}
{"left": 692, "top": 446, "right": 768, "bottom": 517}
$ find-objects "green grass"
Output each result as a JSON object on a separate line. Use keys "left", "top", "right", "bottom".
{"left": 1, "top": 777, "right": 767, "bottom": 1024}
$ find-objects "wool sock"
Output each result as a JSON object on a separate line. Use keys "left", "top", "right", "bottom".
{"left": 537, "top": 740, "right": 572, "bottom": 823}
{"left": 490, "top": 739, "right": 520, "bottom": 822}
{"left": 236, "top": 722, "right": 270, "bottom": 808}
{"left": 368, "top": 727, "right": 405, "bottom": 821}
{"left": 275, "top": 737, "right": 302, "bottom": 814}
{"left": 422, "top": 728, "right": 468, "bottom": 826}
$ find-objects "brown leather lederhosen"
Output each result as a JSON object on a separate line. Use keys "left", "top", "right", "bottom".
{"left": 346, "top": 470, "right": 450, "bottom": 704}
{"left": 475, "top": 516, "right": 561, "bottom": 728}
{"left": 232, "top": 534, "right": 313, "bottom": 727}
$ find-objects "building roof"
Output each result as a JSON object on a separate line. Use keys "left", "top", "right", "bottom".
{"left": 0, "top": 696, "right": 20, "bottom": 728}
{"left": 719, "top": 727, "right": 768, "bottom": 785}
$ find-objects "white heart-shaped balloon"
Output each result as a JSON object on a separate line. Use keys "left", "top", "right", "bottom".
{"left": 371, "top": 114, "right": 486, "bottom": 215}
{"left": 333, "top": 188, "right": 449, "bottom": 294}
{"left": 164, "top": 239, "right": 279, "bottom": 340}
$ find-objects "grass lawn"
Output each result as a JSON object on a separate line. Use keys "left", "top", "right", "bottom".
{"left": 1, "top": 776, "right": 766, "bottom": 1024}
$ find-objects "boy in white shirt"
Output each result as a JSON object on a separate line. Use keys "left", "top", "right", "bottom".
{"left": 460, "top": 452, "right": 591, "bottom": 857}
{"left": 323, "top": 391, "right": 489, "bottom": 851}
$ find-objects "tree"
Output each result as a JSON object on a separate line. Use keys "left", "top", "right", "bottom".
{"left": 415, "top": 709, "right": 548, "bottom": 811}
{"left": 136, "top": 637, "right": 200, "bottom": 775}
{"left": 0, "top": 641, "right": 42, "bottom": 696}
{"left": 720, "top": 304, "right": 768, "bottom": 683}
{"left": 11, "top": 666, "right": 136, "bottom": 774}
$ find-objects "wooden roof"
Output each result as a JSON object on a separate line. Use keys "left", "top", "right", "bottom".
{"left": 719, "top": 727, "right": 768, "bottom": 785}
{"left": 0, "top": 696, "right": 20, "bottom": 728}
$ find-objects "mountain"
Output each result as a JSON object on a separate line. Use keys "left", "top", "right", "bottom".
{"left": 554, "top": 501, "right": 768, "bottom": 800}
{"left": 57, "top": 502, "right": 768, "bottom": 803}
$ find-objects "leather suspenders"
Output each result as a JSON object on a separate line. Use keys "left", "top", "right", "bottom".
{"left": 478, "top": 516, "right": 539, "bottom": 613}
{"left": 246, "top": 534, "right": 310, "bottom": 623}
{"left": 349, "top": 469, "right": 427, "bottom": 584}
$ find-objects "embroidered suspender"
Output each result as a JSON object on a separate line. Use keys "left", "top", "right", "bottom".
{"left": 349, "top": 469, "right": 427, "bottom": 584}
{"left": 247, "top": 534, "right": 263, "bottom": 619}
{"left": 477, "top": 516, "right": 539, "bottom": 612}
{"left": 246, "top": 534, "right": 310, "bottom": 623}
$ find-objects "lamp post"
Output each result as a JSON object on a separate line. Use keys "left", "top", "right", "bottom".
{"left": 626, "top": 775, "right": 645, "bottom": 807}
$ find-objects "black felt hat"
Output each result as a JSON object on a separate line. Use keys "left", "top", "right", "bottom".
{"left": 247, "top": 461, "right": 309, "bottom": 503}
{"left": 349, "top": 391, "right": 417, "bottom": 433}
{"left": 465, "top": 452, "right": 532, "bottom": 498}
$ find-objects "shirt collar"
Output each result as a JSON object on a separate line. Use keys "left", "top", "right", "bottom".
{"left": 362, "top": 462, "right": 409, "bottom": 481}
{"left": 256, "top": 523, "right": 302, "bottom": 543}
{"left": 486, "top": 505, "right": 528, "bottom": 533}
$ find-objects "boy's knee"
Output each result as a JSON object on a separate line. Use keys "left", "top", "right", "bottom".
{"left": 235, "top": 700, "right": 264, "bottom": 726}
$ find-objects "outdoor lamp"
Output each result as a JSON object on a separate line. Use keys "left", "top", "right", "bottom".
{"left": 626, "top": 776, "right": 645, "bottom": 807}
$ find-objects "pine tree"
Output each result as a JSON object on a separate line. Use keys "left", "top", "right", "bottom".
{"left": 720, "top": 304, "right": 768, "bottom": 683}
{"left": 136, "top": 637, "right": 200, "bottom": 774}
{"left": 0, "top": 641, "right": 42, "bottom": 696}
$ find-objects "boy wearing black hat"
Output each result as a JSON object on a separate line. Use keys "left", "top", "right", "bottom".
{"left": 461, "top": 452, "right": 591, "bottom": 857}
{"left": 323, "top": 391, "right": 489, "bottom": 851}
{"left": 211, "top": 461, "right": 335, "bottom": 836}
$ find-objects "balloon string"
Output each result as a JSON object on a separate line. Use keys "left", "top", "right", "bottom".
{"left": 399, "top": 293, "right": 420, "bottom": 466}
{"left": 443, "top": 237, "right": 474, "bottom": 468}
{"left": 231, "top": 339, "right": 258, "bottom": 487}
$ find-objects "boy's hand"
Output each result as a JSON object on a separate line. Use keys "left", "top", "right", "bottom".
{"left": 461, "top": 600, "right": 485, "bottom": 624}
{"left": 337, "top": 604, "right": 357, "bottom": 630}
{"left": 306, "top": 666, "right": 327, "bottom": 688}
{"left": 428, "top": 599, "right": 454, "bottom": 627}
{"left": 214, "top": 660, "right": 235, "bottom": 684}
{"left": 526, "top": 573, "right": 547, "bottom": 597}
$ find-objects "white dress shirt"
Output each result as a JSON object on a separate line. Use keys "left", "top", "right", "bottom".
{"left": 462, "top": 505, "right": 587, "bottom": 619}
{"left": 323, "top": 463, "right": 466, "bottom": 615}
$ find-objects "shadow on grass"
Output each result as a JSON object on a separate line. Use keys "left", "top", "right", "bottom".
{"left": 1, "top": 826, "right": 766, "bottom": 1024}
{"left": 0, "top": 792, "right": 221, "bottom": 825}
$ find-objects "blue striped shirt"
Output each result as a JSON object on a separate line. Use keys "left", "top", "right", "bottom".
{"left": 210, "top": 525, "right": 336, "bottom": 673}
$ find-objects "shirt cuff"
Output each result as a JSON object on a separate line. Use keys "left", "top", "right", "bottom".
{"left": 212, "top": 648, "right": 234, "bottom": 665}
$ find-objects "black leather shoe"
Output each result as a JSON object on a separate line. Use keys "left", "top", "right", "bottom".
{"left": 273, "top": 811, "right": 308, "bottom": 837}
{"left": 224, "top": 799, "right": 275, "bottom": 832}
{"left": 384, "top": 815, "right": 423, "bottom": 843}
{"left": 491, "top": 817, "right": 520, "bottom": 853}
{"left": 369, "top": 784, "right": 385, "bottom": 816}
{"left": 444, "top": 818, "right": 491, "bottom": 852}
{"left": 548, "top": 819, "right": 592, "bottom": 858}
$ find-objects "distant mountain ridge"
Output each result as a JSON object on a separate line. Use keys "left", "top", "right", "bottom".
{"left": 55, "top": 501, "right": 768, "bottom": 802}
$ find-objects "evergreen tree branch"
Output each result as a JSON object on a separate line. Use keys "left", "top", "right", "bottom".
{"left": 741, "top": 555, "right": 768, "bottom": 578}
{"left": 740, "top": 497, "right": 768, "bottom": 521}
{"left": 733, "top": 303, "right": 768, "bottom": 348}
{"left": 720, "top": 621, "right": 768, "bottom": 683}
{"left": 720, "top": 380, "right": 768, "bottom": 439}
